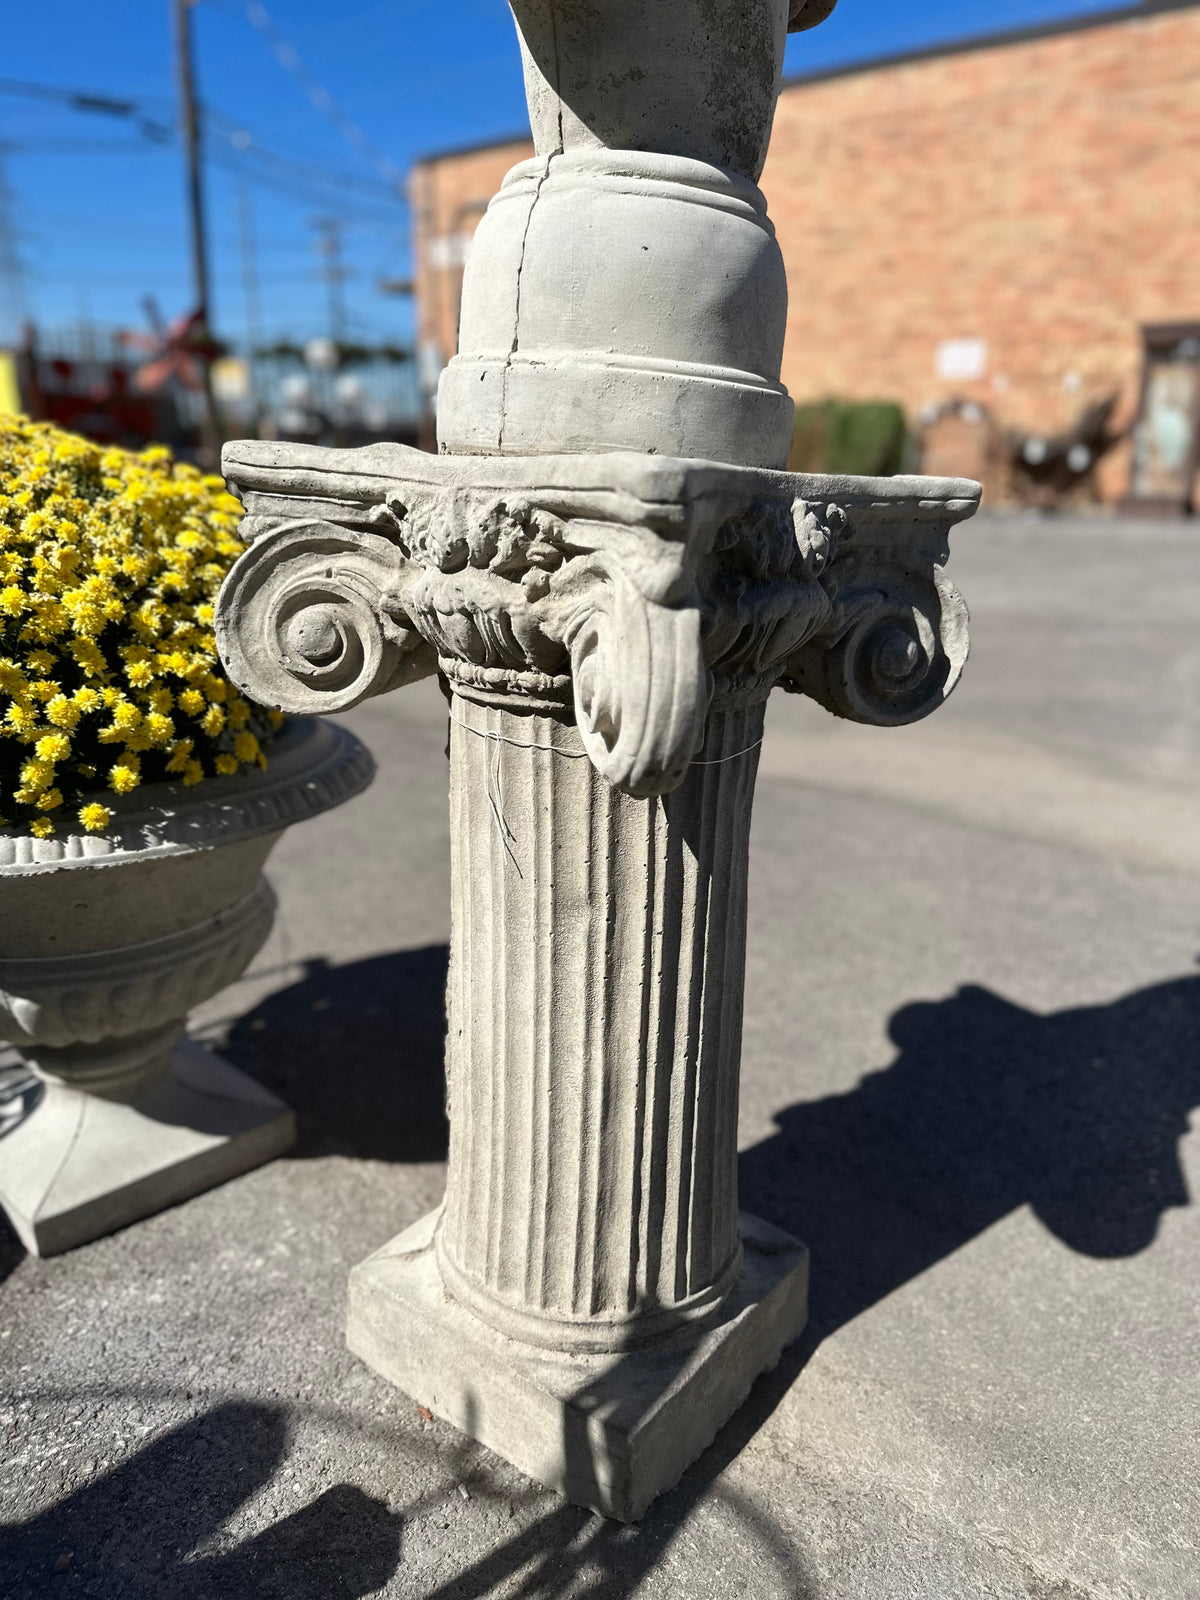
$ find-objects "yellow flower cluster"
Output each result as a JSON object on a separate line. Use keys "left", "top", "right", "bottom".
{"left": 0, "top": 417, "right": 282, "bottom": 839}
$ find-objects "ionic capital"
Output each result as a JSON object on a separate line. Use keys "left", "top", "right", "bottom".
{"left": 215, "top": 442, "right": 978, "bottom": 796}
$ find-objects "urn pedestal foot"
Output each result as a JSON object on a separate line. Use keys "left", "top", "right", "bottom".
{"left": 347, "top": 1207, "right": 808, "bottom": 1523}
{"left": 0, "top": 1040, "right": 294, "bottom": 1257}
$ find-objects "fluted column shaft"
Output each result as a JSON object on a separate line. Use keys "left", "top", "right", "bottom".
{"left": 437, "top": 690, "right": 765, "bottom": 1352}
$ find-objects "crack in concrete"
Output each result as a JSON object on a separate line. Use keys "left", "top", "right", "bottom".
{"left": 498, "top": 3, "right": 563, "bottom": 454}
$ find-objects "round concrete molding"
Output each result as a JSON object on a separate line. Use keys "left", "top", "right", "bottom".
{"left": 439, "top": 150, "right": 793, "bottom": 468}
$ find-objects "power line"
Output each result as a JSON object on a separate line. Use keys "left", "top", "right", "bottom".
{"left": 205, "top": 109, "right": 403, "bottom": 205}
{"left": 0, "top": 73, "right": 406, "bottom": 226}
{"left": 0, "top": 78, "right": 172, "bottom": 142}
{"left": 240, "top": 1, "right": 404, "bottom": 192}
{"left": 206, "top": 143, "right": 407, "bottom": 228}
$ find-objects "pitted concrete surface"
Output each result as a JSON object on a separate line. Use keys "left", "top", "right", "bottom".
{"left": 1, "top": 513, "right": 1197, "bottom": 1598}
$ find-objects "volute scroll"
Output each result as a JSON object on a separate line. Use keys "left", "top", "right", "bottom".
{"left": 214, "top": 520, "right": 437, "bottom": 716}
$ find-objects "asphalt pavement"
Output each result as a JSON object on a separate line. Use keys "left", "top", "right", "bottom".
{"left": 1, "top": 511, "right": 1197, "bottom": 1599}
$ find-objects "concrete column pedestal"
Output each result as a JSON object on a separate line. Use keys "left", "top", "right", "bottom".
{"left": 214, "top": 0, "right": 979, "bottom": 1521}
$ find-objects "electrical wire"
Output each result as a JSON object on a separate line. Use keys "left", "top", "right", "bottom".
{"left": 0, "top": 78, "right": 172, "bottom": 142}
{"left": 240, "top": 1, "right": 404, "bottom": 191}
{"left": 0, "top": 76, "right": 407, "bottom": 229}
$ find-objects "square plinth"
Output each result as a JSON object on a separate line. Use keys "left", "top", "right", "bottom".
{"left": 347, "top": 1208, "right": 809, "bottom": 1522}
{"left": 0, "top": 1041, "right": 295, "bottom": 1257}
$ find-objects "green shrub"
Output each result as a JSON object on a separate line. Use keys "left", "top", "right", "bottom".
{"left": 788, "top": 399, "right": 908, "bottom": 477}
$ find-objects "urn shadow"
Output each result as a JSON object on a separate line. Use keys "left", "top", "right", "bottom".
{"left": 740, "top": 977, "right": 1200, "bottom": 1339}
{"left": 223, "top": 945, "right": 450, "bottom": 1164}
{"left": 0, "top": 1399, "right": 403, "bottom": 1600}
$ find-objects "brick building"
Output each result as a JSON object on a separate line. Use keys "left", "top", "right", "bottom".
{"left": 410, "top": 0, "right": 1200, "bottom": 503}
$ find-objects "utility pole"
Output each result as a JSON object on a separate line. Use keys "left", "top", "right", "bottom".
{"left": 237, "top": 185, "right": 264, "bottom": 432}
{"left": 312, "top": 216, "right": 348, "bottom": 349}
{"left": 173, "top": 0, "right": 222, "bottom": 456}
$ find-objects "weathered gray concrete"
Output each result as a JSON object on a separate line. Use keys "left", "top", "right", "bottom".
{"left": 0, "top": 718, "right": 371, "bottom": 1256}
{"left": 2, "top": 510, "right": 1197, "bottom": 1595}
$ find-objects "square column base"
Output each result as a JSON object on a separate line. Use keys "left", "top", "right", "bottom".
{"left": 347, "top": 1208, "right": 809, "bottom": 1522}
{"left": 0, "top": 1041, "right": 295, "bottom": 1257}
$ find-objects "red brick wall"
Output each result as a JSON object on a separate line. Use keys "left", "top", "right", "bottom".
{"left": 411, "top": 5, "right": 1200, "bottom": 499}
{"left": 411, "top": 138, "right": 533, "bottom": 375}
{"left": 766, "top": 4, "right": 1200, "bottom": 500}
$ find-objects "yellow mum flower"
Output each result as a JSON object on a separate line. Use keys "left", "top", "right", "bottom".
{"left": 5, "top": 701, "right": 38, "bottom": 735}
{"left": 19, "top": 758, "right": 53, "bottom": 792}
{"left": 108, "top": 760, "right": 140, "bottom": 795}
{"left": 35, "top": 732, "right": 70, "bottom": 762}
{"left": 45, "top": 693, "right": 80, "bottom": 730}
{"left": 79, "top": 802, "right": 112, "bottom": 832}
{"left": 0, "top": 659, "right": 25, "bottom": 696}
{"left": 71, "top": 638, "right": 107, "bottom": 676}
{"left": 0, "top": 419, "right": 276, "bottom": 834}
{"left": 30, "top": 817, "right": 55, "bottom": 838}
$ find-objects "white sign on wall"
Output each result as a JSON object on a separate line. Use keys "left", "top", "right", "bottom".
{"left": 936, "top": 337, "right": 988, "bottom": 381}
{"left": 428, "top": 232, "right": 474, "bottom": 271}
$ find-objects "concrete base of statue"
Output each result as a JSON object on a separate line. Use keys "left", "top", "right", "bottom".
{"left": 348, "top": 1206, "right": 809, "bottom": 1522}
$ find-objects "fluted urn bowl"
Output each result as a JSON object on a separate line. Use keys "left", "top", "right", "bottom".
{"left": 0, "top": 715, "right": 373, "bottom": 1255}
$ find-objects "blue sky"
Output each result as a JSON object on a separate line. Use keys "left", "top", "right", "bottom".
{"left": 2, "top": 0, "right": 1116, "bottom": 352}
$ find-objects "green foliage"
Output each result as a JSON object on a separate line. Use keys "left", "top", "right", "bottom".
{"left": 788, "top": 399, "right": 908, "bottom": 477}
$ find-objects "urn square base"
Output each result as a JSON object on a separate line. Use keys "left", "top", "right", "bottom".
{"left": 0, "top": 1041, "right": 295, "bottom": 1257}
{"left": 347, "top": 1208, "right": 809, "bottom": 1522}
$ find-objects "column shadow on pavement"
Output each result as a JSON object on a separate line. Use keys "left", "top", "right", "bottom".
{"left": 0, "top": 1400, "right": 403, "bottom": 1600}
{"left": 223, "top": 945, "right": 451, "bottom": 1164}
{"left": 740, "top": 975, "right": 1200, "bottom": 1340}
{"left": 410, "top": 1379, "right": 819, "bottom": 1600}
{"left": 7, "top": 965, "right": 1193, "bottom": 1597}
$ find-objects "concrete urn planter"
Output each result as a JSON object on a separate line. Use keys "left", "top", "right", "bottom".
{"left": 0, "top": 715, "right": 372, "bottom": 1256}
